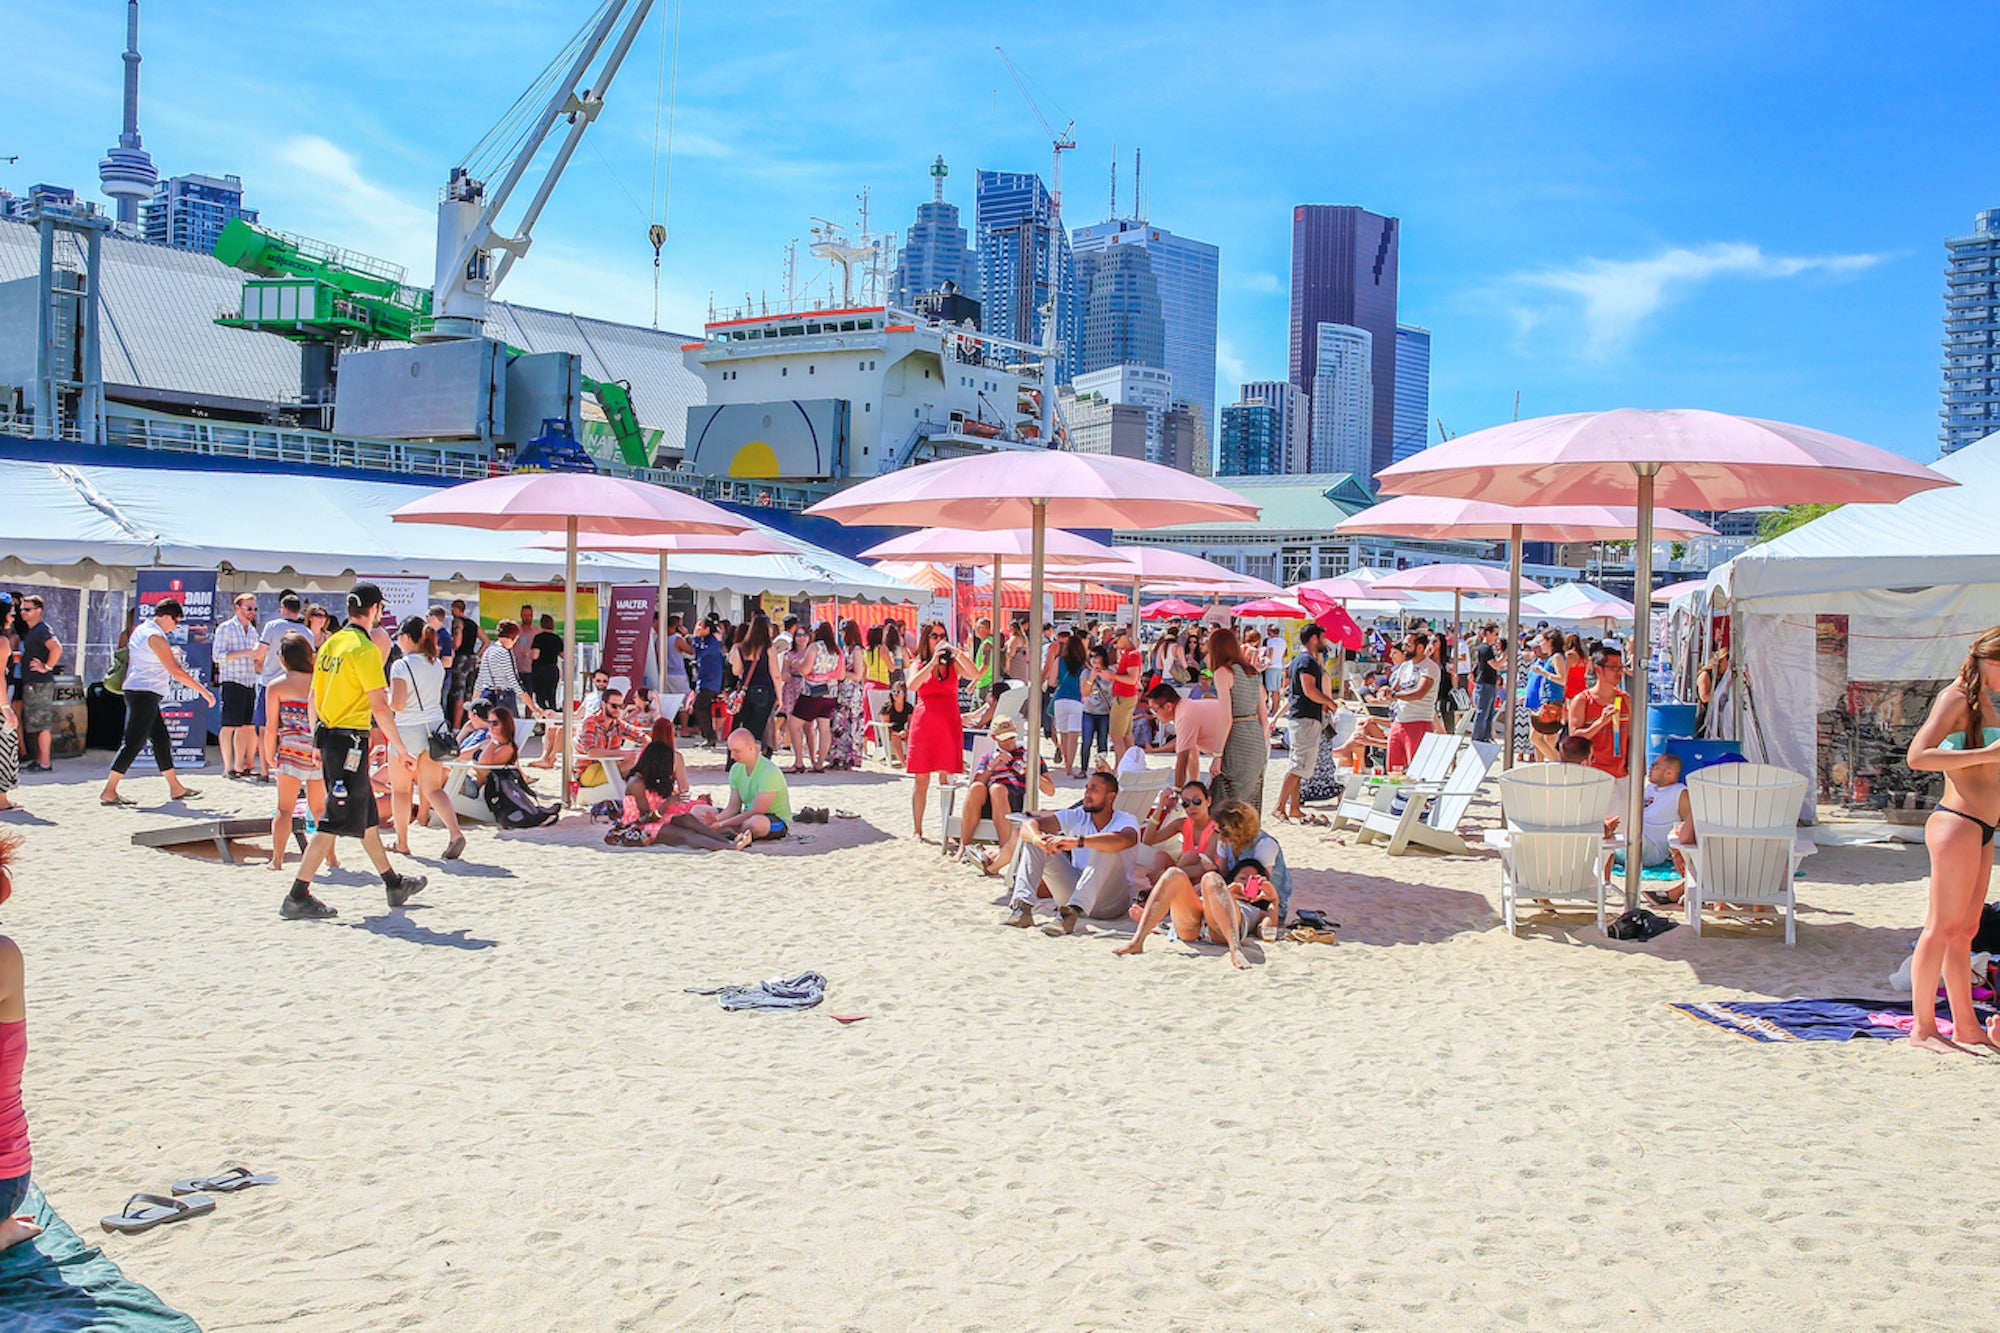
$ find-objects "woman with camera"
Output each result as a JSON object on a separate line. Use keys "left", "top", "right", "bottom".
{"left": 904, "top": 621, "right": 965, "bottom": 840}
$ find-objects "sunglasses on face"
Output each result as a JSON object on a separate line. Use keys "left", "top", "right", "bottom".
{"left": 1180, "top": 795, "right": 1206, "bottom": 808}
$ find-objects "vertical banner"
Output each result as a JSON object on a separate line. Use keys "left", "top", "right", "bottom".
{"left": 362, "top": 575, "right": 431, "bottom": 629}
{"left": 952, "top": 565, "right": 975, "bottom": 643}
{"left": 134, "top": 569, "right": 217, "bottom": 770}
{"left": 601, "top": 584, "right": 658, "bottom": 689}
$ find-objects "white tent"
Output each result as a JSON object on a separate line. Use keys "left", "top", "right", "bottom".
{"left": 0, "top": 459, "right": 918, "bottom": 600}
{"left": 1702, "top": 431, "right": 1999, "bottom": 814}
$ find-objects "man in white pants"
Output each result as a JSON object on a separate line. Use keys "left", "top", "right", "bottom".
{"left": 1001, "top": 771, "right": 1141, "bottom": 935}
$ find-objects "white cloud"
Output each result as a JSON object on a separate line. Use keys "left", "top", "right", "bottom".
{"left": 1512, "top": 242, "right": 1882, "bottom": 359}
{"left": 256, "top": 135, "right": 437, "bottom": 277}
{"left": 1231, "top": 270, "right": 1282, "bottom": 295}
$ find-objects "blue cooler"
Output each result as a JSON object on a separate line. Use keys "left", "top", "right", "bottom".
{"left": 1645, "top": 703, "right": 1698, "bottom": 768}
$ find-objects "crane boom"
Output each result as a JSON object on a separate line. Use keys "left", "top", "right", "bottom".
{"left": 994, "top": 46, "right": 1075, "bottom": 216}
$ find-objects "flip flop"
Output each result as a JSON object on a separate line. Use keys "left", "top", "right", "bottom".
{"left": 171, "top": 1165, "right": 278, "bottom": 1196}
{"left": 834, "top": 808, "right": 859, "bottom": 820}
{"left": 99, "top": 795, "right": 138, "bottom": 807}
{"left": 168, "top": 788, "right": 202, "bottom": 801}
{"left": 102, "top": 1192, "right": 214, "bottom": 1234}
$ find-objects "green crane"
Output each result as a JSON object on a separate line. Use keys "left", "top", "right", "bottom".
{"left": 211, "top": 217, "right": 655, "bottom": 467}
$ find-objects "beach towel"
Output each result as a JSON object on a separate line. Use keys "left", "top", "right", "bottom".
{"left": 0, "top": 1183, "right": 201, "bottom": 1330}
{"left": 686, "top": 972, "right": 828, "bottom": 1012}
{"left": 1669, "top": 998, "right": 1998, "bottom": 1044}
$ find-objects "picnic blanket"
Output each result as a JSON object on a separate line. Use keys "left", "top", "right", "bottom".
{"left": 0, "top": 1183, "right": 201, "bottom": 1330}
{"left": 686, "top": 971, "right": 828, "bottom": 1012}
{"left": 1670, "top": 998, "right": 1997, "bottom": 1044}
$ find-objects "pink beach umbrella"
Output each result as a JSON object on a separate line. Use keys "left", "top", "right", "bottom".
{"left": 808, "top": 453, "right": 1260, "bottom": 811}
{"left": 1372, "top": 563, "right": 1542, "bottom": 595}
{"left": 1375, "top": 408, "right": 1955, "bottom": 917}
{"left": 1232, "top": 598, "right": 1307, "bottom": 618}
{"left": 1651, "top": 578, "right": 1708, "bottom": 605}
{"left": 393, "top": 474, "right": 753, "bottom": 801}
{"left": 1291, "top": 575, "right": 1399, "bottom": 604}
{"left": 1343, "top": 497, "right": 1716, "bottom": 767}
{"left": 859, "top": 527, "right": 1118, "bottom": 681}
{"left": 522, "top": 526, "right": 798, "bottom": 698}
{"left": 1142, "top": 597, "right": 1207, "bottom": 621}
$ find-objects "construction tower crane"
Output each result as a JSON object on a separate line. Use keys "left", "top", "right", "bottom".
{"left": 995, "top": 47, "right": 1076, "bottom": 449}
{"left": 428, "top": 0, "right": 659, "bottom": 339}
{"left": 994, "top": 46, "right": 1075, "bottom": 220}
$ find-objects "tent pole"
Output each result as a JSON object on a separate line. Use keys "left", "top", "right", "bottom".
{"left": 562, "top": 516, "right": 578, "bottom": 807}
{"left": 1621, "top": 467, "right": 1659, "bottom": 918}
{"left": 1504, "top": 524, "right": 1522, "bottom": 770}
{"left": 1025, "top": 502, "right": 1048, "bottom": 812}
{"left": 658, "top": 549, "right": 670, "bottom": 709}
{"left": 990, "top": 554, "right": 1005, "bottom": 694}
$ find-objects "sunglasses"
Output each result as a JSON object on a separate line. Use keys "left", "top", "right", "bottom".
{"left": 1180, "top": 796, "right": 1206, "bottom": 808}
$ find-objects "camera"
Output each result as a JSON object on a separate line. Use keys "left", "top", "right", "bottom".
{"left": 938, "top": 647, "right": 955, "bottom": 669}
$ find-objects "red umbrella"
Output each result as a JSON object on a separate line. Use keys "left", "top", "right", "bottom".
{"left": 1142, "top": 598, "right": 1206, "bottom": 620}
{"left": 1376, "top": 408, "right": 1955, "bottom": 917}
{"left": 1231, "top": 598, "right": 1307, "bottom": 618}
{"left": 1295, "top": 592, "right": 1365, "bottom": 652}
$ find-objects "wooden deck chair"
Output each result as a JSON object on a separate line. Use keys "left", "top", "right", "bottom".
{"left": 1489, "top": 764, "right": 1615, "bottom": 933}
{"left": 1675, "top": 763, "right": 1812, "bottom": 946}
{"left": 1356, "top": 741, "right": 1499, "bottom": 855}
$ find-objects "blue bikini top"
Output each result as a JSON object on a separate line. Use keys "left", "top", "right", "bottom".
{"left": 1940, "top": 727, "right": 2000, "bottom": 751}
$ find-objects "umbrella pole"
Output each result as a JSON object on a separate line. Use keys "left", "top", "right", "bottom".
{"left": 563, "top": 516, "right": 578, "bottom": 807}
{"left": 1131, "top": 578, "right": 1141, "bottom": 634}
{"left": 991, "top": 554, "right": 1005, "bottom": 694}
{"left": 1504, "top": 524, "right": 1522, "bottom": 770}
{"left": 1622, "top": 466, "right": 1659, "bottom": 918}
{"left": 1026, "top": 501, "right": 1048, "bottom": 813}
{"left": 668, "top": 544, "right": 684, "bottom": 700}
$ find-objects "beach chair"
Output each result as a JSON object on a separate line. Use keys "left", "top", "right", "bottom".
{"left": 1675, "top": 763, "right": 1813, "bottom": 946}
{"left": 434, "top": 760, "right": 497, "bottom": 826}
{"left": 1331, "top": 730, "right": 1463, "bottom": 831}
{"left": 1487, "top": 764, "right": 1615, "bottom": 933}
{"left": 861, "top": 687, "right": 893, "bottom": 758}
{"left": 1355, "top": 741, "right": 1499, "bottom": 856}
{"left": 1111, "top": 765, "right": 1170, "bottom": 820}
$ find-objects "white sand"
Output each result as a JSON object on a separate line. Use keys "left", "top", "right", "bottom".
{"left": 1, "top": 750, "right": 1992, "bottom": 1330}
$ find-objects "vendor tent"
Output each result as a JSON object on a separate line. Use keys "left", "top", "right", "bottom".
{"left": 1703, "top": 431, "right": 2000, "bottom": 816}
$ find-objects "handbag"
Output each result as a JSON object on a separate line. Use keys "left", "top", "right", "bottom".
{"left": 406, "top": 660, "right": 459, "bottom": 761}
{"left": 104, "top": 644, "right": 130, "bottom": 695}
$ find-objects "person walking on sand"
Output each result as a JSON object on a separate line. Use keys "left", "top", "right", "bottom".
{"left": 98, "top": 599, "right": 211, "bottom": 808}
{"left": 1905, "top": 627, "right": 2000, "bottom": 1054}
{"left": 386, "top": 616, "right": 466, "bottom": 862}
{"left": 279, "top": 584, "right": 427, "bottom": 921}
{"left": 263, "top": 632, "right": 336, "bottom": 874}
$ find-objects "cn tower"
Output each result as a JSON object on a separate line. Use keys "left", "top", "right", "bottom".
{"left": 97, "top": 0, "right": 158, "bottom": 225}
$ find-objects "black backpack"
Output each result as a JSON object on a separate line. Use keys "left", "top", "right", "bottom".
{"left": 483, "top": 769, "right": 561, "bottom": 829}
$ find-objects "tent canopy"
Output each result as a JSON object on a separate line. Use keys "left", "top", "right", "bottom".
{"left": 0, "top": 459, "right": 918, "bottom": 601}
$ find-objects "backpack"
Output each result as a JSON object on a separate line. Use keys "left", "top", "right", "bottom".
{"left": 483, "top": 769, "right": 561, "bottom": 829}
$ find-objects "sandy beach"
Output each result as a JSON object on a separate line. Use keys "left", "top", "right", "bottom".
{"left": 1, "top": 749, "right": 1991, "bottom": 1331}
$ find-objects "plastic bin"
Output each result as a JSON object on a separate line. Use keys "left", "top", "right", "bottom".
{"left": 1663, "top": 737, "right": 1744, "bottom": 776}
{"left": 1645, "top": 703, "right": 1699, "bottom": 767}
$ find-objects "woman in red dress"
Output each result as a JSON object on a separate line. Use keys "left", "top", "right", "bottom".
{"left": 904, "top": 621, "right": 965, "bottom": 840}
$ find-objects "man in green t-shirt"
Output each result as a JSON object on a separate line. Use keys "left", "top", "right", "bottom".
{"left": 714, "top": 727, "right": 792, "bottom": 849}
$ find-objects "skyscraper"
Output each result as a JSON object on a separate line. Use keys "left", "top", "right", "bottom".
{"left": 1071, "top": 216, "right": 1220, "bottom": 456}
{"left": 1289, "top": 204, "right": 1399, "bottom": 479}
{"left": 1217, "top": 402, "right": 1286, "bottom": 477}
{"left": 1309, "top": 323, "right": 1373, "bottom": 477}
{"left": 1392, "top": 324, "right": 1431, "bottom": 464}
{"left": 1076, "top": 242, "right": 1165, "bottom": 375}
{"left": 975, "top": 169, "right": 1079, "bottom": 379}
{"left": 1942, "top": 207, "right": 2000, "bottom": 455}
{"left": 890, "top": 156, "right": 978, "bottom": 309}
{"left": 1239, "top": 380, "right": 1309, "bottom": 474}
{"left": 143, "top": 172, "right": 257, "bottom": 252}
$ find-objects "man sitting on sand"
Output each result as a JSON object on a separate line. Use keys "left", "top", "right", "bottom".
{"left": 712, "top": 727, "right": 792, "bottom": 850}
{"left": 1001, "top": 771, "right": 1140, "bottom": 934}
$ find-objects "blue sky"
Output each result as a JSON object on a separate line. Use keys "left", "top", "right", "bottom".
{"left": 4, "top": 0, "right": 1991, "bottom": 460}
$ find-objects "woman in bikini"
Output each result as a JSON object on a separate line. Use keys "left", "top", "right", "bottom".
{"left": 263, "top": 632, "right": 336, "bottom": 872}
{"left": 1905, "top": 627, "right": 2000, "bottom": 1053}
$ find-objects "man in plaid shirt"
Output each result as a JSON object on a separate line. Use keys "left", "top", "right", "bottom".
{"left": 578, "top": 687, "right": 648, "bottom": 783}
{"left": 214, "top": 593, "right": 267, "bottom": 780}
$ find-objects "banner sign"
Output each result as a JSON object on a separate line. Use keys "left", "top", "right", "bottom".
{"left": 478, "top": 583, "right": 600, "bottom": 643}
{"left": 134, "top": 569, "right": 216, "bottom": 770}
{"left": 362, "top": 575, "right": 431, "bottom": 631}
{"left": 952, "top": 565, "right": 976, "bottom": 643}
{"left": 601, "top": 584, "right": 658, "bottom": 689}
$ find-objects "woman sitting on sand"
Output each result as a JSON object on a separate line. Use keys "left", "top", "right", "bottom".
{"left": 1905, "top": 627, "right": 2000, "bottom": 1054}
{"left": 1135, "top": 779, "right": 1221, "bottom": 887}
{"left": 1115, "top": 799, "right": 1289, "bottom": 969}
{"left": 0, "top": 833, "right": 42, "bottom": 1252}
{"left": 607, "top": 726, "right": 734, "bottom": 850}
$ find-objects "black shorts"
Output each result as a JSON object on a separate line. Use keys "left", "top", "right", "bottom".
{"left": 220, "top": 681, "right": 258, "bottom": 728}
{"left": 315, "top": 726, "right": 379, "bottom": 838}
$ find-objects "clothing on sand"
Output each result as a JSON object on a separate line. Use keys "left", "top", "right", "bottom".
{"left": 686, "top": 972, "right": 828, "bottom": 1011}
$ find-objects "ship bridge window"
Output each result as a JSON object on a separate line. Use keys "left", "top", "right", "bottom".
{"left": 781, "top": 366, "right": 788, "bottom": 376}
{"left": 780, "top": 324, "right": 802, "bottom": 337}
{"left": 807, "top": 323, "right": 823, "bottom": 334}
{"left": 858, "top": 319, "right": 875, "bottom": 330}
{"left": 809, "top": 364, "right": 815, "bottom": 374}
{"left": 841, "top": 320, "right": 856, "bottom": 332}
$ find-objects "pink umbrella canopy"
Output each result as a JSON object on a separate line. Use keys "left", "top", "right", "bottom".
{"left": 521, "top": 528, "right": 796, "bottom": 555}
{"left": 1291, "top": 575, "right": 1404, "bottom": 603}
{"left": 1296, "top": 596, "right": 1365, "bottom": 652}
{"left": 1232, "top": 598, "right": 1307, "bottom": 618}
{"left": 1142, "top": 598, "right": 1206, "bottom": 620}
{"left": 390, "top": 472, "right": 751, "bottom": 535}
{"left": 1372, "top": 564, "right": 1548, "bottom": 595}
{"left": 1652, "top": 578, "right": 1708, "bottom": 604}
{"left": 1335, "top": 495, "right": 1718, "bottom": 541}
{"left": 804, "top": 451, "right": 1260, "bottom": 530}
{"left": 857, "top": 526, "right": 1117, "bottom": 566}
{"left": 1538, "top": 597, "right": 1635, "bottom": 623}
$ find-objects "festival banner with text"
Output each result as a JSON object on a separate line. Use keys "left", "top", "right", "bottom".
{"left": 600, "top": 584, "right": 658, "bottom": 689}
{"left": 477, "top": 583, "right": 600, "bottom": 643}
{"left": 134, "top": 569, "right": 216, "bottom": 769}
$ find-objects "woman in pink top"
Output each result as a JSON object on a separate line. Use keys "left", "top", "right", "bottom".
{"left": 0, "top": 833, "right": 39, "bottom": 1251}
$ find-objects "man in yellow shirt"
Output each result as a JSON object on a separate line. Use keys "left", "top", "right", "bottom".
{"left": 283, "top": 583, "right": 427, "bottom": 921}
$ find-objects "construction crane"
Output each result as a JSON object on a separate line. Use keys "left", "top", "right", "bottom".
{"left": 994, "top": 46, "right": 1075, "bottom": 219}
{"left": 995, "top": 47, "right": 1075, "bottom": 449}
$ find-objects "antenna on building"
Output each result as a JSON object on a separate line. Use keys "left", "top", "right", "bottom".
{"left": 1134, "top": 148, "right": 1144, "bottom": 222}
{"left": 930, "top": 154, "right": 948, "bottom": 205}
{"left": 1109, "top": 144, "right": 1117, "bottom": 219}
{"left": 1512, "top": 390, "right": 1521, "bottom": 422}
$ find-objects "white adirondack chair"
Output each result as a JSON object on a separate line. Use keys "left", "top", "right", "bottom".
{"left": 1675, "top": 763, "right": 1813, "bottom": 946}
{"left": 1356, "top": 741, "right": 1499, "bottom": 855}
{"left": 1111, "top": 765, "right": 1171, "bottom": 820}
{"left": 861, "top": 687, "right": 894, "bottom": 758}
{"left": 1488, "top": 764, "right": 1615, "bottom": 934}
{"left": 1331, "top": 730, "right": 1463, "bottom": 831}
